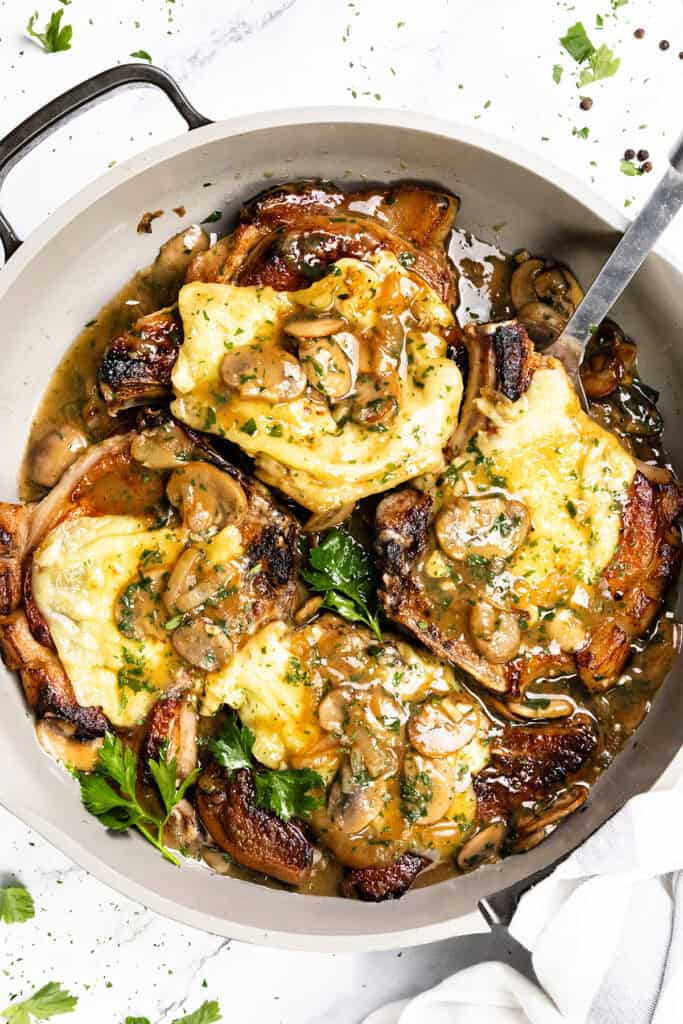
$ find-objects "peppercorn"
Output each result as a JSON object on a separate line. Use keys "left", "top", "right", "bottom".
{"left": 637, "top": 149, "right": 649, "bottom": 162}
{"left": 659, "top": 40, "right": 670, "bottom": 51}
{"left": 642, "top": 161, "right": 653, "bottom": 173}
{"left": 580, "top": 97, "right": 593, "bottom": 111}
{"left": 679, "top": 51, "right": 683, "bottom": 60}
{"left": 624, "top": 148, "right": 635, "bottom": 160}
{"left": 634, "top": 28, "right": 645, "bottom": 39}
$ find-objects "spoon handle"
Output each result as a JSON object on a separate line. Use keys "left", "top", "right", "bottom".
{"left": 546, "top": 135, "right": 683, "bottom": 388}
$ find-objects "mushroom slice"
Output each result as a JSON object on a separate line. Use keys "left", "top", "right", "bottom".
{"left": 511, "top": 784, "right": 588, "bottom": 853}
{"left": 36, "top": 717, "right": 104, "bottom": 772}
{"left": 318, "top": 686, "right": 353, "bottom": 735}
{"left": 130, "top": 421, "right": 195, "bottom": 469}
{"left": 220, "top": 347, "right": 306, "bottom": 403}
{"left": 28, "top": 425, "right": 88, "bottom": 489}
{"left": 510, "top": 258, "right": 545, "bottom": 310}
{"left": 328, "top": 758, "right": 387, "bottom": 833}
{"left": 469, "top": 601, "right": 521, "bottom": 664}
{"left": 402, "top": 751, "right": 455, "bottom": 826}
{"left": 407, "top": 697, "right": 478, "bottom": 757}
{"left": 351, "top": 373, "right": 399, "bottom": 426}
{"left": 435, "top": 496, "right": 530, "bottom": 562}
{"left": 283, "top": 314, "right": 346, "bottom": 339}
{"left": 167, "top": 462, "right": 247, "bottom": 535}
{"left": 171, "top": 618, "right": 234, "bottom": 671}
{"left": 504, "top": 695, "right": 575, "bottom": 721}
{"left": 303, "top": 502, "right": 356, "bottom": 533}
{"left": 517, "top": 301, "right": 567, "bottom": 348}
{"left": 456, "top": 820, "right": 508, "bottom": 871}
{"left": 298, "top": 338, "right": 354, "bottom": 400}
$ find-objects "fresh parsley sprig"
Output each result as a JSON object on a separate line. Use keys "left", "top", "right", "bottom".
{"left": 302, "top": 528, "right": 382, "bottom": 640}
{"left": 207, "top": 718, "right": 323, "bottom": 823}
{"left": 126, "top": 1002, "right": 222, "bottom": 1024}
{"left": 26, "top": 9, "right": 73, "bottom": 53}
{"left": 1, "top": 982, "right": 77, "bottom": 1023}
{"left": 560, "top": 22, "right": 620, "bottom": 87}
{"left": 0, "top": 886, "right": 34, "bottom": 925}
{"left": 78, "top": 734, "right": 199, "bottom": 866}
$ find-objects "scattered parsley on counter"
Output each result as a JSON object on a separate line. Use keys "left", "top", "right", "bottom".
{"left": 1, "top": 982, "right": 77, "bottom": 1022}
{"left": 125, "top": 1019, "right": 151, "bottom": 1024}
{"left": 130, "top": 50, "right": 152, "bottom": 63}
{"left": 207, "top": 717, "right": 323, "bottom": 823}
{"left": 559, "top": 22, "right": 620, "bottom": 87}
{"left": 620, "top": 159, "right": 644, "bottom": 176}
{"left": 552, "top": 64, "right": 563, "bottom": 84}
{"left": 302, "top": 527, "right": 382, "bottom": 639}
{"left": 26, "top": 9, "right": 72, "bottom": 53}
{"left": 0, "top": 886, "right": 34, "bottom": 925}
{"left": 78, "top": 733, "right": 200, "bottom": 866}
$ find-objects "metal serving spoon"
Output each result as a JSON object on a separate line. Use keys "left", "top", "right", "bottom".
{"left": 546, "top": 133, "right": 683, "bottom": 407}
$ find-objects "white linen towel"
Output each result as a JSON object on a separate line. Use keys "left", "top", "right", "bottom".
{"left": 364, "top": 784, "right": 683, "bottom": 1024}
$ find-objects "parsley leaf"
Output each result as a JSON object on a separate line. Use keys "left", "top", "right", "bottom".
{"left": 0, "top": 886, "right": 35, "bottom": 925}
{"left": 254, "top": 769, "right": 323, "bottom": 822}
{"left": 78, "top": 734, "right": 200, "bottom": 865}
{"left": 302, "top": 528, "right": 382, "bottom": 639}
{"left": 130, "top": 50, "right": 152, "bottom": 62}
{"left": 578, "top": 44, "right": 620, "bottom": 86}
{"left": 26, "top": 9, "right": 72, "bottom": 53}
{"left": 552, "top": 64, "right": 563, "bottom": 84}
{"left": 620, "top": 158, "right": 643, "bottom": 176}
{"left": 560, "top": 21, "right": 594, "bottom": 63}
{"left": 125, "top": 1019, "right": 151, "bottom": 1024}
{"left": 207, "top": 716, "right": 323, "bottom": 822}
{"left": 172, "top": 1002, "right": 222, "bottom": 1024}
{"left": 1, "top": 982, "right": 77, "bottom": 1023}
{"left": 206, "top": 717, "right": 255, "bottom": 773}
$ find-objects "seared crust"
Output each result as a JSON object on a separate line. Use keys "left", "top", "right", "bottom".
{"left": 98, "top": 308, "right": 182, "bottom": 413}
{"left": 341, "top": 852, "right": 430, "bottom": 902}
{"left": 196, "top": 765, "right": 318, "bottom": 886}
{"left": 577, "top": 471, "right": 683, "bottom": 691}
{"left": 0, "top": 502, "right": 33, "bottom": 615}
{"left": 473, "top": 719, "right": 596, "bottom": 820}
{"left": 143, "top": 693, "right": 197, "bottom": 780}
{"left": 0, "top": 610, "right": 108, "bottom": 736}
{"left": 493, "top": 322, "right": 535, "bottom": 401}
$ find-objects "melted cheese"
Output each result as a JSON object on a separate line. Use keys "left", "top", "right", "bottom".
{"left": 171, "top": 252, "right": 462, "bottom": 512}
{"left": 32, "top": 515, "right": 187, "bottom": 728}
{"left": 473, "top": 360, "right": 636, "bottom": 611}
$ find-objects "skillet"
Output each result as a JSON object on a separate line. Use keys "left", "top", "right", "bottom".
{"left": 0, "top": 64, "right": 682, "bottom": 951}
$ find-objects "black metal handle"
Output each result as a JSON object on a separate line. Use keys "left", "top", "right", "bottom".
{"left": 0, "top": 64, "right": 212, "bottom": 261}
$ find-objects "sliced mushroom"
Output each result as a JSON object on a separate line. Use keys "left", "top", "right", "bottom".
{"left": 328, "top": 758, "right": 387, "bottom": 834}
{"left": 470, "top": 602, "right": 521, "bottom": 664}
{"left": 510, "top": 258, "right": 545, "bottom": 310}
{"left": 298, "top": 338, "right": 354, "bottom": 400}
{"left": 351, "top": 373, "right": 399, "bottom": 427}
{"left": 402, "top": 751, "right": 455, "bottom": 826}
{"left": 504, "top": 695, "right": 575, "bottom": 720}
{"left": 163, "top": 798, "right": 200, "bottom": 852}
{"left": 36, "top": 717, "right": 104, "bottom": 772}
{"left": 351, "top": 728, "right": 398, "bottom": 780}
{"left": 303, "top": 502, "right": 356, "bottom": 533}
{"left": 517, "top": 301, "right": 567, "bottom": 347}
{"left": 407, "top": 697, "right": 478, "bottom": 757}
{"left": 117, "top": 570, "right": 167, "bottom": 642}
{"left": 167, "top": 462, "right": 247, "bottom": 535}
{"left": 318, "top": 687, "right": 353, "bottom": 735}
{"left": 29, "top": 425, "right": 88, "bottom": 489}
{"left": 456, "top": 820, "right": 507, "bottom": 871}
{"left": 171, "top": 618, "right": 234, "bottom": 671}
{"left": 511, "top": 782, "right": 589, "bottom": 839}
{"left": 164, "top": 547, "right": 202, "bottom": 610}
{"left": 284, "top": 314, "right": 346, "bottom": 339}
{"left": 221, "top": 346, "right": 307, "bottom": 403}
{"left": 546, "top": 609, "right": 586, "bottom": 653}
{"left": 435, "top": 496, "right": 530, "bottom": 562}
{"left": 580, "top": 321, "right": 637, "bottom": 400}
{"left": 130, "top": 421, "right": 195, "bottom": 469}
{"left": 294, "top": 594, "right": 324, "bottom": 625}
{"left": 511, "top": 258, "right": 582, "bottom": 322}
{"left": 174, "top": 566, "right": 235, "bottom": 615}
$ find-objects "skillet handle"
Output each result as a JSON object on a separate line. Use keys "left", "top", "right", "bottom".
{"left": 0, "top": 63, "right": 212, "bottom": 261}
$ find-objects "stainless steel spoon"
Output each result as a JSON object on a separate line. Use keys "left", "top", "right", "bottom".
{"left": 546, "top": 133, "right": 683, "bottom": 406}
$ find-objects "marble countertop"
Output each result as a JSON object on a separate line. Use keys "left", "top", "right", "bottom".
{"left": 1, "top": 1, "right": 682, "bottom": 1021}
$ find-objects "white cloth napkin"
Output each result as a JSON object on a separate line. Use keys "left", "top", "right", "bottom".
{"left": 364, "top": 783, "right": 683, "bottom": 1024}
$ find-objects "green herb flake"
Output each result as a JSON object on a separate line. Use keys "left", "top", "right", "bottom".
{"left": 0, "top": 886, "right": 35, "bottom": 925}
{"left": 1, "top": 982, "right": 77, "bottom": 1023}
{"left": 620, "top": 159, "right": 643, "bottom": 177}
{"left": 560, "top": 21, "right": 594, "bottom": 63}
{"left": 130, "top": 50, "right": 152, "bottom": 62}
{"left": 26, "top": 8, "right": 72, "bottom": 52}
{"left": 552, "top": 64, "right": 563, "bottom": 84}
{"left": 302, "top": 528, "right": 382, "bottom": 639}
{"left": 240, "top": 417, "right": 257, "bottom": 436}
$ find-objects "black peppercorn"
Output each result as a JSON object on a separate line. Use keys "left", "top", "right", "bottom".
{"left": 659, "top": 39, "right": 670, "bottom": 51}
{"left": 634, "top": 28, "right": 645, "bottom": 39}
{"left": 624, "top": 148, "right": 635, "bottom": 160}
{"left": 642, "top": 161, "right": 653, "bottom": 173}
{"left": 580, "top": 97, "right": 593, "bottom": 111}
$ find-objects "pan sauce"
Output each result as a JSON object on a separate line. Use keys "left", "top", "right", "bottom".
{"left": 16, "top": 196, "right": 681, "bottom": 897}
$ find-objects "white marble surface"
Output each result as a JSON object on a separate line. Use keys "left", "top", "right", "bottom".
{"left": 1, "top": 0, "right": 683, "bottom": 1021}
